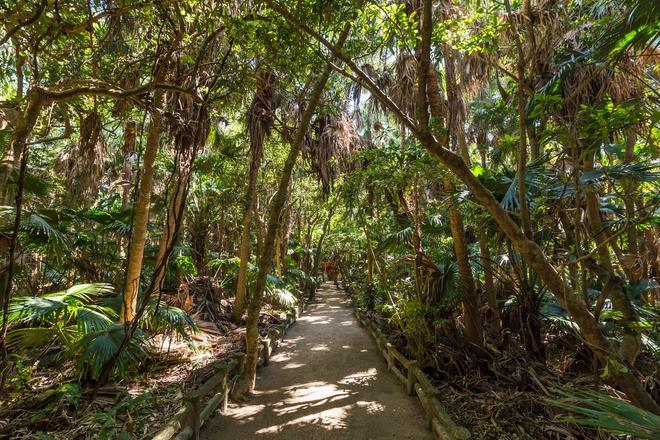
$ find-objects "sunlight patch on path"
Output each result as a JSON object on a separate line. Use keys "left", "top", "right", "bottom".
{"left": 200, "top": 283, "right": 432, "bottom": 439}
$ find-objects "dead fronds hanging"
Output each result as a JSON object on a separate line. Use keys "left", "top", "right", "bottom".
{"left": 56, "top": 110, "right": 106, "bottom": 207}
{"left": 246, "top": 70, "right": 277, "bottom": 176}
{"left": 391, "top": 53, "right": 418, "bottom": 117}
{"left": 303, "top": 112, "right": 373, "bottom": 194}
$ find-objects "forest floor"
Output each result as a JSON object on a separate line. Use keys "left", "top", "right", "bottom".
{"left": 0, "top": 285, "right": 287, "bottom": 439}
{"left": 201, "top": 282, "right": 432, "bottom": 439}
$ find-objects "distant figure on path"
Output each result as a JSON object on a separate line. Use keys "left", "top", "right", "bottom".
{"left": 322, "top": 258, "right": 337, "bottom": 281}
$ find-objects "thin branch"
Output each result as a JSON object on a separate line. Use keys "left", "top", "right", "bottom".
{"left": 0, "top": 0, "right": 47, "bottom": 46}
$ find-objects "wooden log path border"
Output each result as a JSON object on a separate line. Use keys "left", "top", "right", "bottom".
{"left": 152, "top": 300, "right": 306, "bottom": 440}
{"left": 352, "top": 306, "right": 470, "bottom": 440}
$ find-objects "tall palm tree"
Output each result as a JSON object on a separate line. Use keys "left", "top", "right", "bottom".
{"left": 233, "top": 69, "right": 276, "bottom": 322}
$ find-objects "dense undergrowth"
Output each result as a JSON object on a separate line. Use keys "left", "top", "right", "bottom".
{"left": 344, "top": 274, "right": 659, "bottom": 439}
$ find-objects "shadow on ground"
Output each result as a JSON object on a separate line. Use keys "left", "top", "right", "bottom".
{"left": 200, "top": 283, "right": 431, "bottom": 439}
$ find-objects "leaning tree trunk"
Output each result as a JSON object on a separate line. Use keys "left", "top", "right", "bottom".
{"left": 120, "top": 86, "right": 166, "bottom": 323}
{"left": 233, "top": 28, "right": 349, "bottom": 398}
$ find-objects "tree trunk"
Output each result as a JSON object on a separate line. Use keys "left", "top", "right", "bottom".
{"left": 311, "top": 206, "right": 335, "bottom": 287}
{"left": 233, "top": 211, "right": 253, "bottom": 322}
{"left": 233, "top": 28, "right": 349, "bottom": 398}
{"left": 437, "top": 43, "right": 483, "bottom": 347}
{"left": 279, "top": 200, "right": 293, "bottom": 277}
{"left": 235, "top": 72, "right": 275, "bottom": 320}
{"left": 120, "top": 86, "right": 165, "bottom": 323}
{"left": 583, "top": 153, "right": 641, "bottom": 365}
{"left": 479, "top": 228, "right": 500, "bottom": 335}
{"left": 120, "top": 121, "right": 137, "bottom": 211}
{"left": 445, "top": 178, "right": 483, "bottom": 346}
{"left": 152, "top": 152, "right": 193, "bottom": 297}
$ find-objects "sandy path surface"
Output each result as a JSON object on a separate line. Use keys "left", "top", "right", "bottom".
{"left": 200, "top": 282, "right": 432, "bottom": 439}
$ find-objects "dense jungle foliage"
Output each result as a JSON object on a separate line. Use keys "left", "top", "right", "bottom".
{"left": 0, "top": 0, "right": 658, "bottom": 438}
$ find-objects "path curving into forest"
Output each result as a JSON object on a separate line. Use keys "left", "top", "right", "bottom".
{"left": 201, "top": 282, "right": 432, "bottom": 439}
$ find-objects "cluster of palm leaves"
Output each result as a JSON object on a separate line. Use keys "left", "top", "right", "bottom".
{"left": 4, "top": 283, "right": 194, "bottom": 381}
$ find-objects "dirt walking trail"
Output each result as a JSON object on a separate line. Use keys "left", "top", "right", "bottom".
{"left": 201, "top": 282, "right": 432, "bottom": 439}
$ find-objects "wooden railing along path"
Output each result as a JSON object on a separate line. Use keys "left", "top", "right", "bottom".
{"left": 152, "top": 301, "right": 305, "bottom": 440}
{"left": 353, "top": 307, "right": 470, "bottom": 440}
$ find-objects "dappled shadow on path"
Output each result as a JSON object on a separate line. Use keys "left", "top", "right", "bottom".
{"left": 200, "top": 283, "right": 431, "bottom": 439}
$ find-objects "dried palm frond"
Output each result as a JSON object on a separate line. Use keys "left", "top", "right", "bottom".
{"left": 607, "top": 55, "right": 645, "bottom": 104}
{"left": 391, "top": 53, "right": 418, "bottom": 116}
{"left": 459, "top": 51, "right": 492, "bottom": 96}
{"left": 56, "top": 111, "right": 106, "bottom": 207}
{"left": 303, "top": 112, "right": 372, "bottom": 194}
{"left": 246, "top": 70, "right": 276, "bottom": 175}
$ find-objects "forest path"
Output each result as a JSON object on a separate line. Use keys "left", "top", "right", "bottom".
{"left": 200, "top": 282, "right": 431, "bottom": 439}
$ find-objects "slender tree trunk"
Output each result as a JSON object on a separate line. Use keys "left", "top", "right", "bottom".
{"left": 217, "top": 211, "right": 225, "bottom": 255}
{"left": 311, "top": 207, "right": 335, "bottom": 278}
{"left": 234, "top": 150, "right": 264, "bottom": 321}
{"left": 445, "top": 178, "right": 483, "bottom": 346}
{"left": 235, "top": 72, "right": 274, "bottom": 321}
{"left": 233, "top": 28, "right": 349, "bottom": 398}
{"left": 119, "top": 120, "right": 137, "bottom": 258}
{"left": 152, "top": 153, "right": 193, "bottom": 297}
{"left": 479, "top": 228, "right": 500, "bottom": 335}
{"left": 279, "top": 200, "right": 292, "bottom": 277}
{"left": 503, "top": 0, "right": 532, "bottom": 239}
{"left": 438, "top": 43, "right": 483, "bottom": 346}
{"left": 121, "top": 121, "right": 137, "bottom": 211}
{"left": 233, "top": 212, "right": 253, "bottom": 321}
{"left": 120, "top": 86, "right": 166, "bottom": 323}
{"left": 254, "top": 201, "right": 265, "bottom": 257}
{"left": 584, "top": 153, "right": 641, "bottom": 364}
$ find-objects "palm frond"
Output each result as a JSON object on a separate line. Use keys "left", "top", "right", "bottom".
{"left": 76, "top": 324, "right": 149, "bottom": 381}
{"left": 378, "top": 225, "right": 414, "bottom": 251}
{"left": 6, "top": 327, "right": 62, "bottom": 351}
{"left": 8, "top": 296, "right": 69, "bottom": 325}
{"left": 501, "top": 155, "right": 555, "bottom": 210}
{"left": 547, "top": 388, "right": 660, "bottom": 439}
{"left": 265, "top": 286, "right": 297, "bottom": 308}
{"left": 141, "top": 300, "right": 196, "bottom": 339}
{"left": 592, "top": 0, "right": 660, "bottom": 62}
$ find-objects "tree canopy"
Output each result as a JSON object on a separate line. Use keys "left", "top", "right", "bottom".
{"left": 0, "top": 0, "right": 658, "bottom": 438}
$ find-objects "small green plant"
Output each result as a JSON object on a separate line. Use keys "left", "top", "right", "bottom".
{"left": 87, "top": 392, "right": 154, "bottom": 439}
{"left": 174, "top": 255, "right": 197, "bottom": 277}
